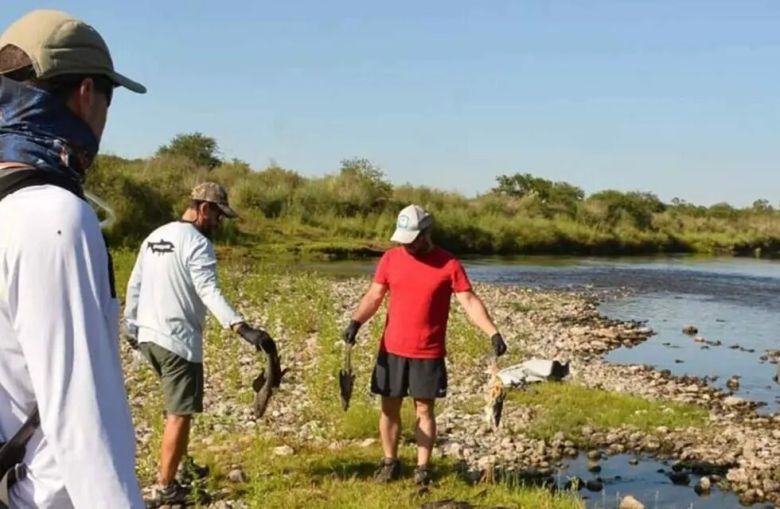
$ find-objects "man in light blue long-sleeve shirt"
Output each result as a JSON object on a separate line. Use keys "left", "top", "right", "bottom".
{"left": 125, "top": 182, "right": 275, "bottom": 506}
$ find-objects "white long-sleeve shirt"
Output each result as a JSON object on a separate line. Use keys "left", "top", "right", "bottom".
{"left": 0, "top": 185, "right": 143, "bottom": 508}
{"left": 124, "top": 221, "right": 242, "bottom": 363}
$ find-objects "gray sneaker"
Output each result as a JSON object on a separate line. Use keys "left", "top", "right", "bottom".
{"left": 373, "top": 458, "right": 400, "bottom": 483}
{"left": 144, "top": 481, "right": 209, "bottom": 508}
{"left": 176, "top": 456, "right": 210, "bottom": 483}
{"left": 414, "top": 464, "right": 432, "bottom": 486}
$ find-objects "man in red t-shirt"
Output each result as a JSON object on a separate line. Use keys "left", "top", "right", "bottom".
{"left": 343, "top": 204, "right": 507, "bottom": 486}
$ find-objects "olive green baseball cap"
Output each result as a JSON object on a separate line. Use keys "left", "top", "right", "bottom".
{"left": 0, "top": 9, "right": 146, "bottom": 93}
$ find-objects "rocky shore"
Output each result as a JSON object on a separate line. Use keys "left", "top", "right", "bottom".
{"left": 124, "top": 278, "right": 780, "bottom": 508}
{"left": 436, "top": 284, "right": 780, "bottom": 507}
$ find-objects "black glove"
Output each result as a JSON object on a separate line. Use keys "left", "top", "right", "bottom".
{"left": 238, "top": 324, "right": 277, "bottom": 355}
{"left": 343, "top": 319, "right": 361, "bottom": 346}
{"left": 491, "top": 333, "right": 507, "bottom": 357}
{"left": 125, "top": 335, "right": 139, "bottom": 351}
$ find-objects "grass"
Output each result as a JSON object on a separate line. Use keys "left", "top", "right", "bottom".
{"left": 511, "top": 302, "right": 535, "bottom": 314}
{"left": 189, "top": 436, "right": 583, "bottom": 509}
{"left": 508, "top": 382, "right": 708, "bottom": 445}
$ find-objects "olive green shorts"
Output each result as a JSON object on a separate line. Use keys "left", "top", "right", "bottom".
{"left": 140, "top": 342, "right": 204, "bottom": 415}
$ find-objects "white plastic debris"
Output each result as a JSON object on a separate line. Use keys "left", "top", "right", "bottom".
{"left": 497, "top": 359, "right": 570, "bottom": 387}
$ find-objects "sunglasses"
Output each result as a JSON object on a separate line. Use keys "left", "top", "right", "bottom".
{"left": 91, "top": 75, "right": 114, "bottom": 106}
{"left": 49, "top": 75, "right": 114, "bottom": 106}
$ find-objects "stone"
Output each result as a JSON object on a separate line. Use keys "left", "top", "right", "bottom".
{"left": 619, "top": 495, "right": 645, "bottom": 509}
{"left": 586, "top": 450, "right": 601, "bottom": 461}
{"left": 359, "top": 438, "right": 376, "bottom": 447}
{"left": 668, "top": 471, "right": 690, "bottom": 485}
{"left": 629, "top": 458, "right": 639, "bottom": 466}
{"left": 227, "top": 468, "right": 247, "bottom": 483}
{"left": 682, "top": 326, "right": 698, "bottom": 335}
{"left": 273, "top": 445, "right": 294, "bottom": 456}
{"left": 585, "top": 479, "right": 603, "bottom": 492}
{"left": 587, "top": 460, "right": 601, "bottom": 473}
{"left": 724, "top": 396, "right": 745, "bottom": 407}
{"left": 694, "top": 476, "right": 711, "bottom": 495}
{"left": 477, "top": 455, "right": 496, "bottom": 470}
{"left": 726, "top": 468, "right": 748, "bottom": 484}
{"left": 445, "top": 442, "right": 464, "bottom": 458}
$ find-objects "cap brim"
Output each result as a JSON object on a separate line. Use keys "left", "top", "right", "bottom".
{"left": 216, "top": 203, "right": 239, "bottom": 219}
{"left": 108, "top": 70, "right": 146, "bottom": 94}
{"left": 390, "top": 228, "right": 420, "bottom": 244}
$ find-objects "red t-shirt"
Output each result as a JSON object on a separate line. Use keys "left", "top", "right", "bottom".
{"left": 374, "top": 246, "right": 472, "bottom": 359}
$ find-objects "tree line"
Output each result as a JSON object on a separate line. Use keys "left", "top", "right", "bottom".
{"left": 88, "top": 133, "right": 780, "bottom": 257}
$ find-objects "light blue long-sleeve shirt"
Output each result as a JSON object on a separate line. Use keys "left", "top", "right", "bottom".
{"left": 124, "top": 221, "right": 243, "bottom": 363}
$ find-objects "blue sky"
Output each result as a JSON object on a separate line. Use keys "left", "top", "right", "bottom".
{"left": 3, "top": 1, "right": 778, "bottom": 206}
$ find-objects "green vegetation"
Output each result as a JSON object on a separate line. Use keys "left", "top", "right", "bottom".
{"left": 225, "top": 439, "right": 582, "bottom": 509}
{"left": 507, "top": 382, "right": 708, "bottom": 445}
{"left": 91, "top": 132, "right": 780, "bottom": 257}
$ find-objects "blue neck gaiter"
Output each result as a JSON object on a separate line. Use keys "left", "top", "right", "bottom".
{"left": 0, "top": 76, "right": 100, "bottom": 194}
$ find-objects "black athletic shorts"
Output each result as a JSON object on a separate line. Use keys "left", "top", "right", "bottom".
{"left": 371, "top": 351, "right": 448, "bottom": 399}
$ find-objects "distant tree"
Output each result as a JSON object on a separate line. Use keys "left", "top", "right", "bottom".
{"left": 751, "top": 199, "right": 773, "bottom": 214}
{"left": 339, "top": 158, "right": 392, "bottom": 195}
{"left": 324, "top": 158, "right": 393, "bottom": 216}
{"left": 493, "top": 173, "right": 584, "bottom": 217}
{"left": 709, "top": 202, "right": 738, "bottom": 219}
{"left": 157, "top": 132, "right": 221, "bottom": 169}
{"left": 586, "top": 190, "right": 665, "bottom": 229}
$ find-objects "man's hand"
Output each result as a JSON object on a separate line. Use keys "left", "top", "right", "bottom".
{"left": 343, "top": 319, "right": 361, "bottom": 346}
{"left": 491, "top": 333, "right": 507, "bottom": 357}
{"left": 237, "top": 324, "right": 277, "bottom": 355}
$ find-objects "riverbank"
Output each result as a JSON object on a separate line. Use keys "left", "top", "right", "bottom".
{"left": 118, "top": 265, "right": 780, "bottom": 507}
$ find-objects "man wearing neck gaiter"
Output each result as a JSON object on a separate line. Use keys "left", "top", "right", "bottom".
{"left": 0, "top": 10, "right": 146, "bottom": 508}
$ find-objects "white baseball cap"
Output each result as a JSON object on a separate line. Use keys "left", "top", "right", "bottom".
{"left": 390, "top": 204, "right": 433, "bottom": 244}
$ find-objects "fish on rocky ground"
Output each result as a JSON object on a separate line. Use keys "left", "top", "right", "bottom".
{"left": 252, "top": 348, "right": 287, "bottom": 419}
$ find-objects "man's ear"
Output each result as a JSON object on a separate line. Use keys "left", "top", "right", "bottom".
{"left": 68, "top": 77, "right": 96, "bottom": 118}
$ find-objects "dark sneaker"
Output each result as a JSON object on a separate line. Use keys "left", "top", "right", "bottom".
{"left": 144, "top": 481, "right": 208, "bottom": 508}
{"left": 414, "top": 465, "right": 432, "bottom": 486}
{"left": 373, "top": 458, "right": 400, "bottom": 483}
{"left": 176, "top": 455, "right": 210, "bottom": 483}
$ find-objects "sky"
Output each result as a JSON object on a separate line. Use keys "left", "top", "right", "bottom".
{"left": 2, "top": 1, "right": 778, "bottom": 206}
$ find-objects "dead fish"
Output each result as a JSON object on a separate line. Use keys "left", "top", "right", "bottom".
{"left": 339, "top": 344, "right": 355, "bottom": 411}
{"left": 484, "top": 360, "right": 506, "bottom": 429}
{"left": 252, "top": 349, "right": 287, "bottom": 419}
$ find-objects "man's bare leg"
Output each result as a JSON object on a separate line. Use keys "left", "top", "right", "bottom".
{"left": 159, "top": 414, "right": 191, "bottom": 486}
{"left": 380, "top": 397, "right": 403, "bottom": 460}
{"left": 414, "top": 398, "right": 436, "bottom": 467}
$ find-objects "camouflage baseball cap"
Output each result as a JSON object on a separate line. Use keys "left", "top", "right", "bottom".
{"left": 0, "top": 10, "right": 146, "bottom": 93}
{"left": 191, "top": 182, "right": 238, "bottom": 219}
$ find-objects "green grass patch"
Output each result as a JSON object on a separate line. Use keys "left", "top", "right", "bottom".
{"left": 231, "top": 438, "right": 583, "bottom": 509}
{"left": 509, "top": 382, "right": 708, "bottom": 444}
{"left": 511, "top": 302, "right": 535, "bottom": 313}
